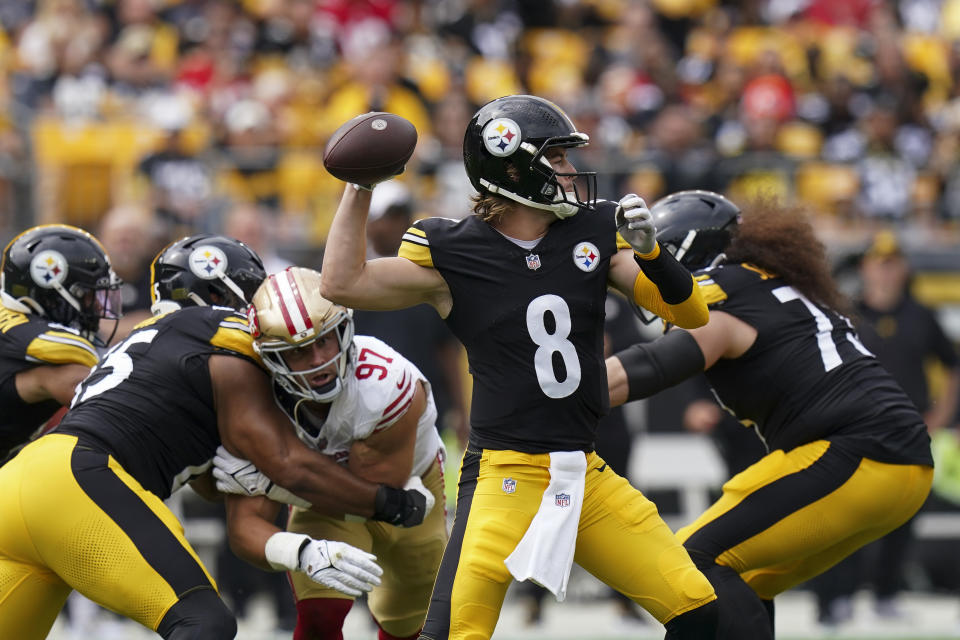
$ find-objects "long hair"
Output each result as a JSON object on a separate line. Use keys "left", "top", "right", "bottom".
{"left": 471, "top": 192, "right": 513, "bottom": 225}
{"left": 725, "top": 198, "right": 851, "bottom": 315}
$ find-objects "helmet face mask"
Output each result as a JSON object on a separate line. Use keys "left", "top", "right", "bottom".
{"left": 257, "top": 312, "right": 354, "bottom": 405}
{"left": 150, "top": 234, "right": 266, "bottom": 313}
{"left": 2, "top": 224, "right": 123, "bottom": 346}
{"left": 248, "top": 268, "right": 355, "bottom": 411}
{"left": 464, "top": 95, "right": 597, "bottom": 218}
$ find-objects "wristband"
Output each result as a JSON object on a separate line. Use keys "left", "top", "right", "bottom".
{"left": 264, "top": 532, "right": 311, "bottom": 572}
{"left": 372, "top": 485, "right": 403, "bottom": 525}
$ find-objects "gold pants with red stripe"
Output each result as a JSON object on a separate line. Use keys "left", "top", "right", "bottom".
{"left": 419, "top": 449, "right": 716, "bottom": 640}
{"left": 288, "top": 456, "right": 448, "bottom": 638}
{"left": 677, "top": 439, "right": 933, "bottom": 599}
{"left": 0, "top": 434, "right": 218, "bottom": 639}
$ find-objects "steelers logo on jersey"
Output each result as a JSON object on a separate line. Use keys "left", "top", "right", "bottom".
{"left": 30, "top": 250, "right": 69, "bottom": 288}
{"left": 572, "top": 241, "right": 600, "bottom": 272}
{"left": 482, "top": 118, "right": 521, "bottom": 157}
{"left": 189, "top": 245, "right": 229, "bottom": 280}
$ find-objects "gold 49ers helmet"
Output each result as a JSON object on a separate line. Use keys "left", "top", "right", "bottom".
{"left": 247, "top": 267, "right": 354, "bottom": 403}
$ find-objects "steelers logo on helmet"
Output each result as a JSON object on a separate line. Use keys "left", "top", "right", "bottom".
{"left": 482, "top": 118, "right": 521, "bottom": 157}
{"left": 29, "top": 249, "right": 69, "bottom": 288}
{"left": 572, "top": 241, "right": 600, "bottom": 272}
{"left": 189, "top": 245, "right": 229, "bottom": 280}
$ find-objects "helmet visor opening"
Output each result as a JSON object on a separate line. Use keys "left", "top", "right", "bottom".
{"left": 529, "top": 137, "right": 597, "bottom": 211}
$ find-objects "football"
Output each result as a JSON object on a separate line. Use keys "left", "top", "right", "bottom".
{"left": 322, "top": 112, "right": 418, "bottom": 185}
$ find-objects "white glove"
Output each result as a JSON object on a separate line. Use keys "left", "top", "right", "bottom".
{"left": 300, "top": 539, "right": 383, "bottom": 597}
{"left": 615, "top": 193, "right": 657, "bottom": 255}
{"left": 264, "top": 533, "right": 383, "bottom": 597}
{"left": 404, "top": 475, "right": 435, "bottom": 519}
{"left": 213, "top": 446, "right": 311, "bottom": 508}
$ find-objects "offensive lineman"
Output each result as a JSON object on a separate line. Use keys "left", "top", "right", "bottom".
{"left": 0, "top": 235, "right": 429, "bottom": 640}
{"left": 215, "top": 267, "right": 447, "bottom": 640}
{"left": 607, "top": 191, "right": 934, "bottom": 639}
{"left": 0, "top": 224, "right": 121, "bottom": 464}
{"left": 320, "top": 95, "right": 719, "bottom": 639}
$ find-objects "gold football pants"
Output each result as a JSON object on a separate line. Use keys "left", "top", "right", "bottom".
{"left": 677, "top": 439, "right": 933, "bottom": 599}
{"left": 288, "top": 454, "right": 448, "bottom": 637}
{"left": 0, "top": 434, "right": 218, "bottom": 639}
{"left": 419, "top": 449, "right": 716, "bottom": 640}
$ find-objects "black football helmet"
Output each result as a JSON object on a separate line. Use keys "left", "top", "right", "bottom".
{"left": 463, "top": 94, "right": 596, "bottom": 218}
{"left": 651, "top": 190, "right": 742, "bottom": 271}
{"left": 150, "top": 234, "right": 266, "bottom": 313}
{"left": 1, "top": 224, "right": 122, "bottom": 345}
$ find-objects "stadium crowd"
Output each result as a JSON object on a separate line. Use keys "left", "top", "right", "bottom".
{"left": 0, "top": 0, "right": 959, "bottom": 251}
{"left": 0, "top": 0, "right": 959, "bottom": 637}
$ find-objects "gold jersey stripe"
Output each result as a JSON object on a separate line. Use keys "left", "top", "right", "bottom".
{"left": 741, "top": 262, "right": 777, "bottom": 279}
{"left": 26, "top": 333, "right": 98, "bottom": 367}
{"left": 695, "top": 274, "right": 728, "bottom": 305}
{"left": 398, "top": 240, "right": 434, "bottom": 268}
{"left": 209, "top": 326, "right": 260, "bottom": 364}
{"left": 0, "top": 306, "right": 29, "bottom": 333}
{"left": 615, "top": 233, "right": 632, "bottom": 251}
{"left": 404, "top": 226, "right": 427, "bottom": 239}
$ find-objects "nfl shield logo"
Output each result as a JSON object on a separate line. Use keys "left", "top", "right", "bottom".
{"left": 555, "top": 493, "right": 571, "bottom": 507}
{"left": 525, "top": 253, "right": 541, "bottom": 270}
{"left": 502, "top": 478, "right": 517, "bottom": 494}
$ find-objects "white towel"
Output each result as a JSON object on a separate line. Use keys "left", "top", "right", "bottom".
{"left": 504, "top": 451, "right": 587, "bottom": 602}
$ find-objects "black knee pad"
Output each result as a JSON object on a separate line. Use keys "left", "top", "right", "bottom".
{"left": 664, "top": 599, "right": 718, "bottom": 640}
{"left": 157, "top": 587, "right": 237, "bottom": 640}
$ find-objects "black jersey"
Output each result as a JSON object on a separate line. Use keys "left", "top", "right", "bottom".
{"left": 398, "top": 203, "right": 625, "bottom": 453}
{"left": 0, "top": 305, "right": 99, "bottom": 460}
{"left": 697, "top": 263, "right": 932, "bottom": 466}
{"left": 57, "top": 306, "right": 259, "bottom": 499}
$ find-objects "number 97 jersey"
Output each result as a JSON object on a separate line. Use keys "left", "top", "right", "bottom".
{"left": 293, "top": 335, "right": 443, "bottom": 478}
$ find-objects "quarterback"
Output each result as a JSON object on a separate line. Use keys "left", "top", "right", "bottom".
{"left": 607, "top": 191, "right": 934, "bottom": 639}
{"left": 321, "top": 95, "right": 718, "bottom": 639}
{"left": 215, "top": 267, "right": 447, "bottom": 640}
{"left": 0, "top": 224, "right": 121, "bottom": 464}
{"left": 0, "top": 235, "right": 428, "bottom": 640}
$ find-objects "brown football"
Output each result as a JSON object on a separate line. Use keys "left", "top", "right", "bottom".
{"left": 322, "top": 112, "right": 418, "bottom": 185}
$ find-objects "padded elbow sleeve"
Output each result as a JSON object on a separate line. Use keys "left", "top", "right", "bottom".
{"left": 614, "top": 330, "right": 706, "bottom": 402}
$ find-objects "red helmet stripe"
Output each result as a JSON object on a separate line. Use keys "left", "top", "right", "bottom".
{"left": 285, "top": 269, "right": 314, "bottom": 332}
{"left": 269, "top": 274, "right": 299, "bottom": 336}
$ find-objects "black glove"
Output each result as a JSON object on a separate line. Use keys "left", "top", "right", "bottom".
{"left": 372, "top": 477, "right": 433, "bottom": 527}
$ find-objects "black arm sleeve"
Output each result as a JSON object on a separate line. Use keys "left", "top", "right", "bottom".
{"left": 634, "top": 247, "right": 695, "bottom": 304}
{"left": 613, "top": 329, "right": 706, "bottom": 402}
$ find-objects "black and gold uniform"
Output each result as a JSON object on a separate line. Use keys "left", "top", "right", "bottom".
{"left": 677, "top": 262, "right": 933, "bottom": 610}
{"left": 0, "top": 305, "right": 99, "bottom": 462}
{"left": 0, "top": 306, "right": 254, "bottom": 639}
{"left": 400, "top": 202, "right": 717, "bottom": 640}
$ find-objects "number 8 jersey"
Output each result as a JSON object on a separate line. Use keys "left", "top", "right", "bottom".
{"left": 399, "top": 204, "right": 627, "bottom": 453}
{"left": 57, "top": 306, "right": 259, "bottom": 498}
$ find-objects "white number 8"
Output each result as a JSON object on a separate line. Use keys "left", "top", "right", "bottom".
{"left": 526, "top": 294, "right": 581, "bottom": 398}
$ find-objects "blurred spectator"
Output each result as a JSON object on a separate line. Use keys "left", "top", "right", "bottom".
{"left": 222, "top": 201, "right": 293, "bottom": 276}
{"left": 811, "top": 230, "right": 960, "bottom": 626}
{"left": 217, "top": 99, "right": 281, "bottom": 210}
{"left": 136, "top": 93, "right": 217, "bottom": 234}
{"left": 96, "top": 202, "right": 166, "bottom": 342}
{"left": 105, "top": 0, "right": 179, "bottom": 91}
{"left": 350, "top": 180, "right": 470, "bottom": 447}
